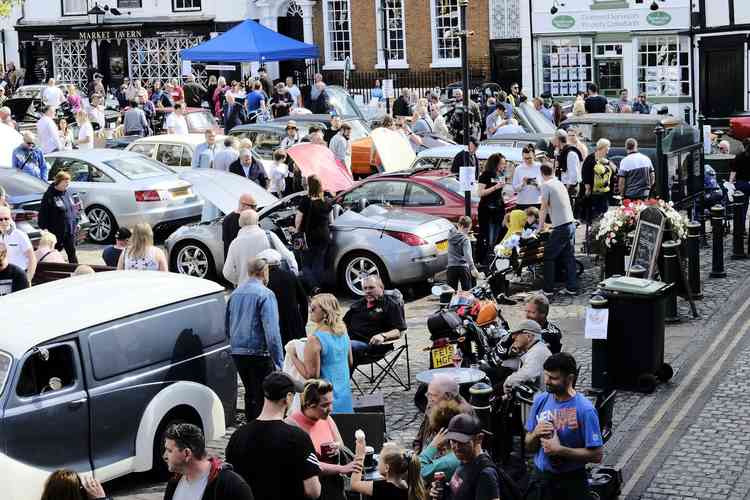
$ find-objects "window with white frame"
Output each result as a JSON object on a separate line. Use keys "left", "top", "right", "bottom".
{"left": 62, "top": 0, "right": 87, "bottom": 16}
{"left": 637, "top": 35, "right": 690, "bottom": 97}
{"left": 376, "top": 0, "right": 407, "bottom": 67}
{"left": 540, "top": 38, "right": 593, "bottom": 98}
{"left": 323, "top": 0, "right": 353, "bottom": 68}
{"left": 173, "top": 0, "right": 201, "bottom": 11}
{"left": 431, "top": 0, "right": 461, "bottom": 66}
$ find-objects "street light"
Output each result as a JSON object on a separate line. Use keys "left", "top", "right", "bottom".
{"left": 379, "top": 0, "right": 391, "bottom": 114}
{"left": 458, "top": 0, "right": 470, "bottom": 217}
{"left": 87, "top": 3, "right": 106, "bottom": 25}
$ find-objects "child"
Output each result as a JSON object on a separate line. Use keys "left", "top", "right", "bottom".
{"left": 524, "top": 206, "right": 540, "bottom": 232}
{"left": 269, "top": 149, "right": 289, "bottom": 197}
{"left": 447, "top": 216, "right": 479, "bottom": 291}
{"left": 351, "top": 435, "right": 426, "bottom": 500}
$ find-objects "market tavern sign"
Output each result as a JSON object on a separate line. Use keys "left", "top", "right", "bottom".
{"left": 78, "top": 30, "right": 143, "bottom": 41}
{"left": 535, "top": 8, "right": 688, "bottom": 34}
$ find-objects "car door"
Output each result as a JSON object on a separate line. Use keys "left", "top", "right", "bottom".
{"left": 129, "top": 142, "right": 157, "bottom": 160}
{"left": 50, "top": 158, "right": 117, "bottom": 210}
{"left": 3, "top": 341, "right": 91, "bottom": 473}
{"left": 404, "top": 182, "right": 446, "bottom": 219}
{"left": 156, "top": 144, "right": 186, "bottom": 168}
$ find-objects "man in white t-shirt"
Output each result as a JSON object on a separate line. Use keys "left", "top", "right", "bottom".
{"left": 166, "top": 102, "right": 189, "bottom": 135}
{"left": 0, "top": 206, "right": 36, "bottom": 282}
{"left": 41, "top": 78, "right": 65, "bottom": 108}
{"left": 538, "top": 162, "right": 577, "bottom": 296}
{"left": 87, "top": 93, "right": 106, "bottom": 131}
{"left": 36, "top": 105, "right": 64, "bottom": 154}
{"left": 76, "top": 111, "right": 95, "bottom": 150}
{"left": 285, "top": 76, "right": 302, "bottom": 108}
{"left": 512, "top": 146, "right": 544, "bottom": 208}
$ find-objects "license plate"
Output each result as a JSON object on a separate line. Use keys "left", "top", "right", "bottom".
{"left": 436, "top": 240, "right": 448, "bottom": 253}
{"left": 170, "top": 187, "right": 191, "bottom": 198}
{"left": 431, "top": 344, "right": 455, "bottom": 368}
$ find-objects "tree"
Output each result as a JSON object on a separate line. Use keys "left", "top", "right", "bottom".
{"left": 0, "top": 0, "right": 23, "bottom": 18}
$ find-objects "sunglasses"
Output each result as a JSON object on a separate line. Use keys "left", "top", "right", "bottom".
{"left": 0, "top": 217, "right": 10, "bottom": 221}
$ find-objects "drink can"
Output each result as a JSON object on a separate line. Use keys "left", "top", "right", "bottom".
{"left": 434, "top": 471, "right": 446, "bottom": 482}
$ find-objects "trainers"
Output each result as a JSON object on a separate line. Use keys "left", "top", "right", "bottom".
{"left": 560, "top": 288, "right": 578, "bottom": 296}
{"left": 542, "top": 290, "right": 555, "bottom": 297}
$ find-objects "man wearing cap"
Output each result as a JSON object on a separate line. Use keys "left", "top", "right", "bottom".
{"left": 525, "top": 353, "right": 603, "bottom": 500}
{"left": 280, "top": 121, "right": 300, "bottom": 149}
{"left": 101, "top": 227, "right": 131, "bottom": 267}
{"left": 430, "top": 413, "right": 504, "bottom": 500}
{"left": 503, "top": 320, "right": 552, "bottom": 394}
{"left": 226, "top": 371, "right": 322, "bottom": 500}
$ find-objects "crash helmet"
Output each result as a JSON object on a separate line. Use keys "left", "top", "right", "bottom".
{"left": 475, "top": 301, "right": 498, "bottom": 327}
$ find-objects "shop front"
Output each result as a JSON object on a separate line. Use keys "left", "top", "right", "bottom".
{"left": 530, "top": 0, "right": 693, "bottom": 119}
{"left": 16, "top": 20, "right": 214, "bottom": 91}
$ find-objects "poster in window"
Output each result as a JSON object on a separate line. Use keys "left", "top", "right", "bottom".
{"left": 665, "top": 82, "right": 679, "bottom": 96}
{"left": 551, "top": 83, "right": 560, "bottom": 95}
{"left": 551, "top": 54, "right": 559, "bottom": 66}
{"left": 560, "top": 68, "right": 569, "bottom": 81}
{"left": 646, "top": 82, "right": 660, "bottom": 95}
{"left": 646, "top": 67, "right": 658, "bottom": 81}
{"left": 579, "top": 67, "right": 588, "bottom": 80}
{"left": 578, "top": 82, "right": 588, "bottom": 93}
{"left": 666, "top": 66, "right": 679, "bottom": 81}
{"left": 109, "top": 56, "right": 124, "bottom": 80}
{"left": 560, "top": 82, "right": 569, "bottom": 95}
{"left": 560, "top": 54, "right": 569, "bottom": 67}
{"left": 578, "top": 53, "right": 587, "bottom": 66}
{"left": 551, "top": 68, "right": 559, "bottom": 81}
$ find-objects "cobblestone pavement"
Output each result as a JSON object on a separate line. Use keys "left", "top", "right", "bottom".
{"left": 81, "top": 227, "right": 750, "bottom": 499}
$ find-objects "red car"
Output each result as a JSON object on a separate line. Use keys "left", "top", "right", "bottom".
{"left": 730, "top": 113, "right": 750, "bottom": 141}
{"left": 336, "top": 170, "right": 516, "bottom": 227}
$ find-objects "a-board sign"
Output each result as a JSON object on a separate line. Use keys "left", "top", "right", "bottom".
{"left": 627, "top": 206, "right": 666, "bottom": 279}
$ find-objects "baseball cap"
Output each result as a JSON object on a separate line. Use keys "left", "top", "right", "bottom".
{"left": 445, "top": 414, "right": 482, "bottom": 443}
{"left": 286, "top": 120, "right": 298, "bottom": 130}
{"left": 511, "top": 319, "right": 542, "bottom": 336}
{"left": 256, "top": 248, "right": 281, "bottom": 265}
{"left": 262, "top": 371, "right": 303, "bottom": 401}
{"left": 115, "top": 227, "right": 132, "bottom": 241}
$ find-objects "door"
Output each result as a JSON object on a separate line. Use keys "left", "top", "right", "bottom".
{"left": 278, "top": 12, "right": 307, "bottom": 82}
{"left": 490, "top": 40, "right": 522, "bottom": 91}
{"left": 3, "top": 342, "right": 91, "bottom": 472}
{"left": 596, "top": 59, "right": 623, "bottom": 98}
{"left": 700, "top": 37, "right": 744, "bottom": 120}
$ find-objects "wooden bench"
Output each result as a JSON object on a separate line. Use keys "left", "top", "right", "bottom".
{"left": 32, "top": 262, "right": 116, "bottom": 286}
{"left": 508, "top": 232, "right": 548, "bottom": 280}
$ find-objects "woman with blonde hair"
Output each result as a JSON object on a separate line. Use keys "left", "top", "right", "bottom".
{"left": 352, "top": 438, "right": 426, "bottom": 500}
{"left": 67, "top": 84, "right": 81, "bottom": 112}
{"left": 34, "top": 229, "right": 66, "bottom": 263}
{"left": 75, "top": 110, "right": 94, "bottom": 150}
{"left": 58, "top": 118, "right": 75, "bottom": 150}
{"left": 287, "top": 293, "right": 353, "bottom": 413}
{"left": 571, "top": 96, "right": 586, "bottom": 117}
{"left": 117, "top": 222, "right": 168, "bottom": 271}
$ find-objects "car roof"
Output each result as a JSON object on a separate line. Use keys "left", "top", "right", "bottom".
{"left": 416, "top": 144, "right": 524, "bottom": 162}
{"left": 46, "top": 149, "right": 149, "bottom": 161}
{"left": 562, "top": 113, "right": 684, "bottom": 127}
{"left": 0, "top": 271, "right": 224, "bottom": 358}
{"left": 129, "top": 134, "right": 220, "bottom": 146}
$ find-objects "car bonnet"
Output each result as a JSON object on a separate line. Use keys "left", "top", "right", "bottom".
{"left": 177, "top": 169, "right": 277, "bottom": 214}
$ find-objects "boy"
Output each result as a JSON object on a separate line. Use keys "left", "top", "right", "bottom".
{"left": 269, "top": 149, "right": 289, "bottom": 197}
{"left": 447, "top": 216, "right": 480, "bottom": 291}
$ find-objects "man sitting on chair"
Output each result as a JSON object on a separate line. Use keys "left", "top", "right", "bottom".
{"left": 344, "top": 276, "right": 407, "bottom": 367}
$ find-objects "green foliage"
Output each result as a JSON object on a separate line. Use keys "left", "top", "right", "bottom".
{"left": 0, "top": 0, "right": 23, "bottom": 18}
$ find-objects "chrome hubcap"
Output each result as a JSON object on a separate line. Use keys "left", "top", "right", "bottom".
{"left": 345, "top": 257, "right": 379, "bottom": 296}
{"left": 176, "top": 245, "right": 209, "bottom": 277}
{"left": 88, "top": 208, "right": 112, "bottom": 242}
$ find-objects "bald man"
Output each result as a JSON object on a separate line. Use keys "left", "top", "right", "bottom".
{"left": 12, "top": 131, "right": 47, "bottom": 181}
{"left": 223, "top": 194, "right": 258, "bottom": 259}
{"left": 413, "top": 373, "right": 475, "bottom": 453}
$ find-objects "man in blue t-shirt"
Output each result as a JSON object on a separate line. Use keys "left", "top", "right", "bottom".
{"left": 524, "top": 352, "right": 603, "bottom": 500}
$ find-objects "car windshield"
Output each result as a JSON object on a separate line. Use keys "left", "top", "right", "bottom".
{"left": 186, "top": 111, "right": 216, "bottom": 131}
{"left": 517, "top": 102, "right": 556, "bottom": 134}
{"left": 434, "top": 176, "right": 480, "bottom": 202}
{"left": 326, "top": 87, "right": 365, "bottom": 120}
{"left": 0, "top": 171, "right": 49, "bottom": 195}
{"left": 0, "top": 351, "right": 11, "bottom": 396}
{"left": 105, "top": 156, "right": 174, "bottom": 179}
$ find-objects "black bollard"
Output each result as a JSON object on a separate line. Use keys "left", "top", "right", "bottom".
{"left": 590, "top": 293, "right": 610, "bottom": 390}
{"left": 710, "top": 205, "right": 727, "bottom": 278}
{"left": 686, "top": 221, "right": 703, "bottom": 299}
{"left": 662, "top": 241, "right": 681, "bottom": 323}
{"left": 469, "top": 382, "right": 493, "bottom": 434}
{"left": 629, "top": 265, "right": 646, "bottom": 279}
{"left": 732, "top": 191, "right": 747, "bottom": 259}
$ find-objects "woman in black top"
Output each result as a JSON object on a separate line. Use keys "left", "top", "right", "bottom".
{"left": 39, "top": 170, "right": 79, "bottom": 263}
{"left": 295, "top": 175, "right": 333, "bottom": 293}
{"left": 476, "top": 153, "right": 507, "bottom": 264}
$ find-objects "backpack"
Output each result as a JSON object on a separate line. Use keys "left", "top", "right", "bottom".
{"left": 592, "top": 161, "right": 613, "bottom": 194}
{"left": 466, "top": 453, "right": 524, "bottom": 500}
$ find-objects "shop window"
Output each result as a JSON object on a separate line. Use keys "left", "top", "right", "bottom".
{"left": 431, "top": 0, "right": 462, "bottom": 67}
{"left": 637, "top": 35, "right": 690, "bottom": 97}
{"left": 322, "top": 0, "right": 353, "bottom": 69}
{"left": 62, "top": 0, "right": 87, "bottom": 16}
{"left": 173, "top": 0, "right": 201, "bottom": 11}
{"left": 540, "top": 38, "right": 593, "bottom": 98}
{"left": 118, "top": 0, "right": 142, "bottom": 7}
{"left": 375, "top": 0, "right": 408, "bottom": 68}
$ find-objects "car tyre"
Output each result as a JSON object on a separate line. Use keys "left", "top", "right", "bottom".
{"left": 86, "top": 206, "right": 117, "bottom": 244}
{"left": 171, "top": 241, "right": 217, "bottom": 281}
{"left": 339, "top": 251, "right": 389, "bottom": 297}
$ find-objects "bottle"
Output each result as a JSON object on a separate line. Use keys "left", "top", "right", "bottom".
{"left": 432, "top": 471, "right": 446, "bottom": 499}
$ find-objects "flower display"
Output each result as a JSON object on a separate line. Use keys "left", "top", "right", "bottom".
{"left": 596, "top": 199, "right": 689, "bottom": 248}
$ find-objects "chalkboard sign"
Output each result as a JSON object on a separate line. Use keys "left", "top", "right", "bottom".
{"left": 628, "top": 207, "right": 666, "bottom": 279}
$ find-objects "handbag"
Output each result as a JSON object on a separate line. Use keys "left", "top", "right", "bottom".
{"left": 292, "top": 197, "right": 313, "bottom": 251}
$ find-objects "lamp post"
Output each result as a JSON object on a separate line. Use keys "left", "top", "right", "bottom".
{"left": 87, "top": 2, "right": 106, "bottom": 25}
{"left": 380, "top": 0, "right": 390, "bottom": 114}
{"left": 459, "top": 0, "right": 469, "bottom": 148}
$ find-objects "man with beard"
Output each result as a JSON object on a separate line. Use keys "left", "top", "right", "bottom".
{"left": 524, "top": 353, "right": 603, "bottom": 500}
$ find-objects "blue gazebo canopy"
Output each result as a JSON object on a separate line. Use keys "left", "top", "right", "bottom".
{"left": 181, "top": 19, "right": 319, "bottom": 63}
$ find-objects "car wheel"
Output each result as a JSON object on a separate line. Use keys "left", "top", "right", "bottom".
{"left": 86, "top": 206, "right": 117, "bottom": 244}
{"left": 340, "top": 251, "right": 389, "bottom": 297}
{"left": 171, "top": 241, "right": 217, "bottom": 281}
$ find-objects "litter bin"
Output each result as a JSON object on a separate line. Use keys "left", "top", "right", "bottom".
{"left": 595, "top": 276, "right": 675, "bottom": 393}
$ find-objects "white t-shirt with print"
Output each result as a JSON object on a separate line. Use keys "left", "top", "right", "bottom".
{"left": 1, "top": 228, "right": 32, "bottom": 270}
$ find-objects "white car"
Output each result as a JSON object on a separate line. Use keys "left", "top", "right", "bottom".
{"left": 125, "top": 133, "right": 228, "bottom": 169}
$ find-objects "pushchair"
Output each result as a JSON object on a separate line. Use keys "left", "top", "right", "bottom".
{"left": 693, "top": 165, "right": 732, "bottom": 226}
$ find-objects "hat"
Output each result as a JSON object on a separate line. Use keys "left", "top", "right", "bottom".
{"left": 115, "top": 227, "right": 132, "bottom": 241}
{"left": 256, "top": 248, "right": 282, "bottom": 265}
{"left": 286, "top": 120, "right": 298, "bottom": 130}
{"left": 445, "top": 414, "right": 482, "bottom": 443}
{"left": 511, "top": 319, "right": 542, "bottom": 336}
{"left": 262, "top": 371, "right": 303, "bottom": 401}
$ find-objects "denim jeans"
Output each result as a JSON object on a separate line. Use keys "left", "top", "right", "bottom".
{"left": 543, "top": 222, "right": 577, "bottom": 292}
{"left": 487, "top": 220, "right": 502, "bottom": 248}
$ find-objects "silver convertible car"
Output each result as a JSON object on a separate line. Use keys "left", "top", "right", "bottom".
{"left": 46, "top": 150, "right": 204, "bottom": 243}
{"left": 165, "top": 174, "right": 453, "bottom": 296}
